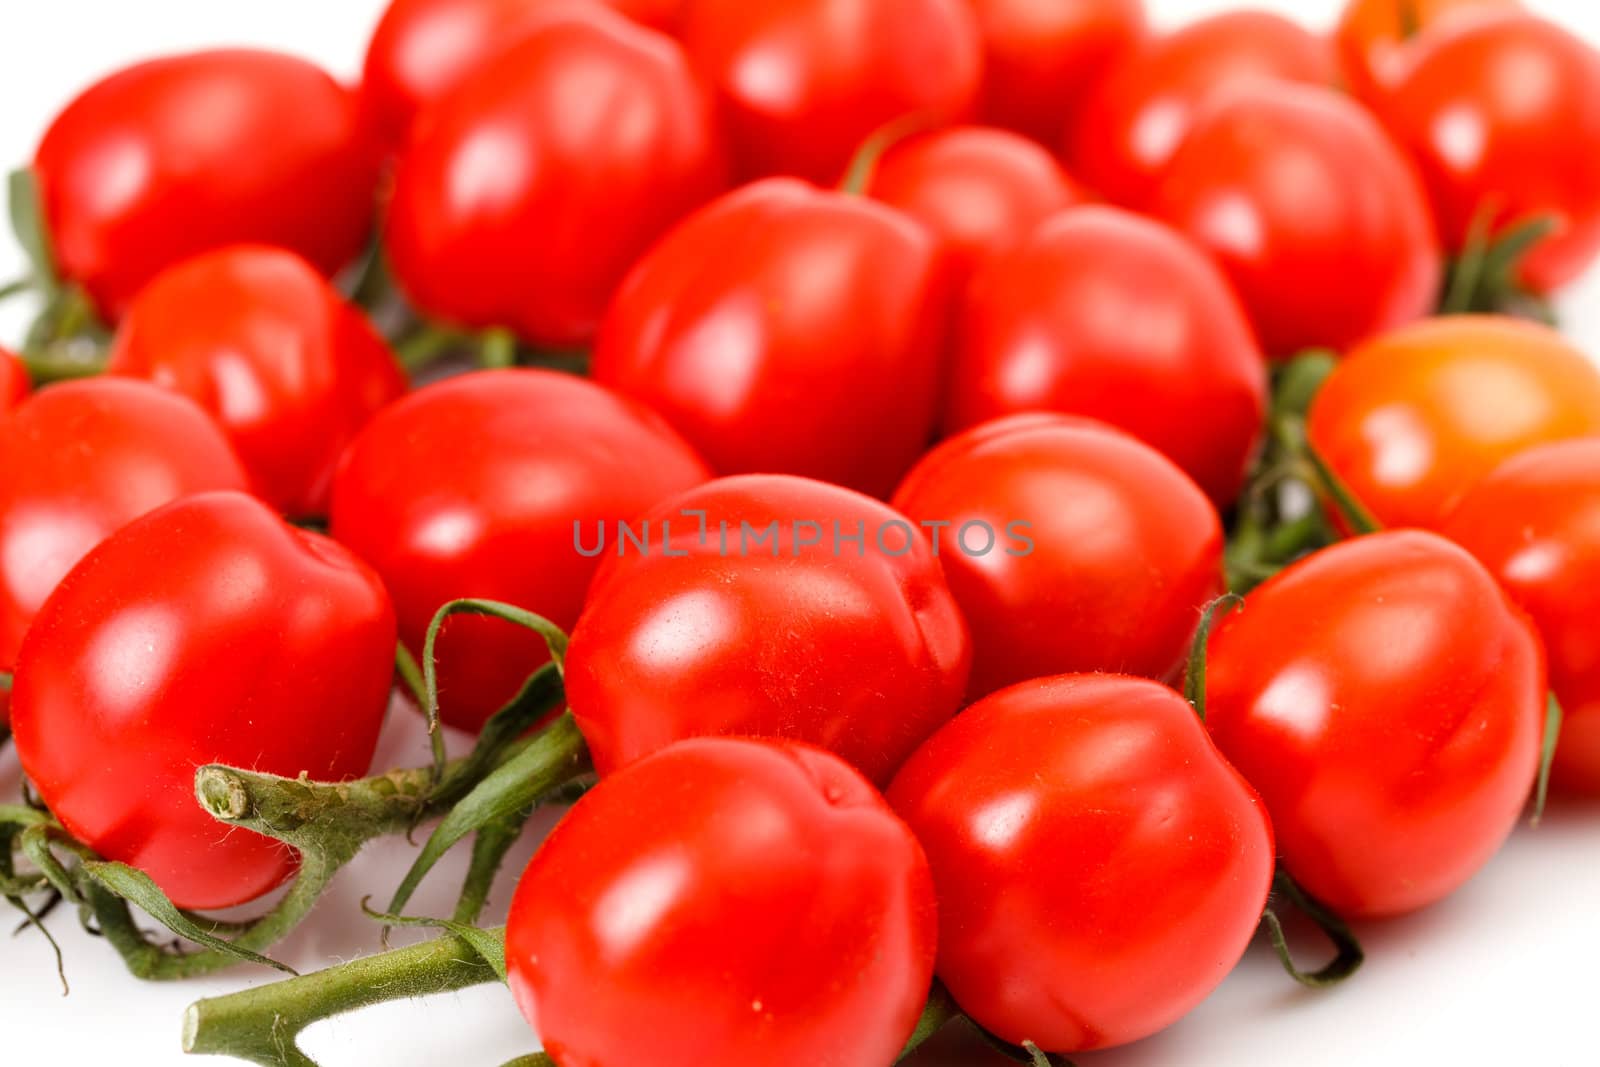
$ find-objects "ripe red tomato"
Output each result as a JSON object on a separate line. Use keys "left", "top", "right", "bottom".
{"left": 592, "top": 179, "right": 947, "bottom": 498}
{"left": 889, "top": 674, "right": 1273, "bottom": 1052}
{"left": 1152, "top": 82, "right": 1441, "bottom": 358}
{"left": 1335, "top": 0, "right": 1520, "bottom": 101}
{"left": 1379, "top": 13, "right": 1600, "bottom": 293}
{"left": 0, "top": 349, "right": 27, "bottom": 413}
{"left": 34, "top": 50, "right": 379, "bottom": 322}
{"left": 1442, "top": 439, "right": 1600, "bottom": 793}
{"left": 330, "top": 369, "right": 709, "bottom": 734}
{"left": 1205, "top": 531, "right": 1545, "bottom": 918}
{"left": 865, "top": 126, "right": 1086, "bottom": 290}
{"left": 964, "top": 0, "right": 1146, "bottom": 145}
{"left": 385, "top": 7, "right": 726, "bottom": 348}
{"left": 360, "top": 0, "right": 686, "bottom": 148}
{"left": 10, "top": 491, "right": 395, "bottom": 910}
{"left": 680, "top": 0, "right": 982, "bottom": 183}
{"left": 105, "top": 245, "right": 406, "bottom": 519}
{"left": 0, "top": 379, "right": 250, "bottom": 725}
{"left": 1308, "top": 316, "right": 1600, "bottom": 530}
{"left": 948, "top": 205, "right": 1267, "bottom": 505}
{"left": 565, "top": 474, "right": 972, "bottom": 784}
{"left": 1066, "top": 12, "right": 1337, "bottom": 208}
{"left": 508, "top": 736, "right": 937, "bottom": 1067}
{"left": 891, "top": 414, "right": 1222, "bottom": 700}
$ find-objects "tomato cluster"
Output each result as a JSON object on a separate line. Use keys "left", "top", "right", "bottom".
{"left": 4, "top": 2, "right": 1600, "bottom": 1066}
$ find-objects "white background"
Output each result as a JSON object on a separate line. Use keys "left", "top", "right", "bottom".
{"left": 4, "top": 1, "right": 1600, "bottom": 1065}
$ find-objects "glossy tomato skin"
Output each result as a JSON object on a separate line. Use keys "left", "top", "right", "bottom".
{"left": 889, "top": 674, "right": 1274, "bottom": 1052}
{"left": 1066, "top": 12, "right": 1337, "bottom": 208}
{"left": 967, "top": 0, "right": 1145, "bottom": 145}
{"left": 565, "top": 474, "right": 972, "bottom": 785}
{"left": 865, "top": 126, "right": 1086, "bottom": 290}
{"left": 1442, "top": 440, "right": 1600, "bottom": 793}
{"left": 593, "top": 179, "right": 947, "bottom": 498}
{"left": 949, "top": 206, "right": 1266, "bottom": 505}
{"left": 105, "top": 245, "right": 405, "bottom": 519}
{"left": 892, "top": 415, "right": 1222, "bottom": 700}
{"left": 680, "top": 0, "right": 982, "bottom": 183}
{"left": 385, "top": 8, "right": 727, "bottom": 347}
{"left": 34, "top": 50, "right": 379, "bottom": 322}
{"left": 1206, "top": 531, "right": 1544, "bottom": 918}
{"left": 1308, "top": 316, "right": 1600, "bottom": 530}
{"left": 507, "top": 737, "right": 937, "bottom": 1067}
{"left": 359, "top": 0, "right": 685, "bottom": 148}
{"left": 1153, "top": 83, "right": 1441, "bottom": 358}
{"left": 0, "top": 379, "right": 250, "bottom": 721}
{"left": 0, "top": 349, "right": 27, "bottom": 413}
{"left": 11, "top": 491, "right": 396, "bottom": 910}
{"left": 330, "top": 369, "right": 709, "bottom": 734}
{"left": 1335, "top": 0, "right": 1519, "bottom": 101}
{"left": 1380, "top": 13, "right": 1600, "bottom": 292}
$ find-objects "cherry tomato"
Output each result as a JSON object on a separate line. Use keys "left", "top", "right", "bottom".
{"left": 330, "top": 369, "right": 709, "bottom": 734}
{"left": 385, "top": 7, "right": 727, "bottom": 347}
{"left": 948, "top": 205, "right": 1267, "bottom": 505}
{"left": 680, "top": 0, "right": 982, "bottom": 183}
{"left": 10, "top": 491, "right": 395, "bottom": 910}
{"left": 592, "top": 178, "right": 947, "bottom": 498}
{"left": 965, "top": 0, "right": 1146, "bottom": 145}
{"left": 889, "top": 674, "right": 1273, "bottom": 1052}
{"left": 105, "top": 245, "right": 406, "bottom": 519}
{"left": 565, "top": 474, "right": 972, "bottom": 784}
{"left": 507, "top": 736, "right": 937, "bottom": 1067}
{"left": 1335, "top": 0, "right": 1519, "bottom": 101}
{"left": 1206, "top": 531, "right": 1544, "bottom": 918}
{"left": 0, "top": 349, "right": 27, "bottom": 413}
{"left": 0, "top": 378, "right": 250, "bottom": 726}
{"left": 360, "top": 0, "right": 685, "bottom": 148}
{"left": 1308, "top": 316, "right": 1600, "bottom": 530}
{"left": 864, "top": 126, "right": 1087, "bottom": 290}
{"left": 1152, "top": 82, "right": 1441, "bottom": 358}
{"left": 1379, "top": 13, "right": 1600, "bottom": 293}
{"left": 1066, "top": 12, "right": 1337, "bottom": 208}
{"left": 891, "top": 414, "right": 1222, "bottom": 700}
{"left": 1442, "top": 439, "right": 1600, "bottom": 793}
{"left": 34, "top": 50, "right": 379, "bottom": 322}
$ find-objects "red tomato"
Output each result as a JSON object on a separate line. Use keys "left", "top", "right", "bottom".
{"left": 1442, "top": 439, "right": 1600, "bottom": 793}
{"left": 948, "top": 205, "right": 1267, "bottom": 505}
{"left": 1379, "top": 13, "right": 1600, "bottom": 293}
{"left": 507, "top": 736, "right": 937, "bottom": 1067}
{"left": 965, "top": 0, "right": 1146, "bottom": 145}
{"left": 1152, "top": 82, "right": 1441, "bottom": 358}
{"left": 1335, "top": 0, "right": 1520, "bottom": 101}
{"left": 1206, "top": 531, "right": 1544, "bottom": 918}
{"left": 34, "top": 50, "right": 379, "bottom": 322}
{"left": 865, "top": 126, "right": 1087, "bottom": 290}
{"left": 1308, "top": 316, "right": 1600, "bottom": 530}
{"left": 889, "top": 674, "right": 1273, "bottom": 1052}
{"left": 680, "top": 0, "right": 982, "bottom": 183}
{"left": 1066, "top": 12, "right": 1337, "bottom": 208}
{"left": 330, "top": 369, "right": 709, "bottom": 734}
{"left": 0, "top": 349, "right": 27, "bottom": 413}
{"left": 10, "top": 491, "right": 395, "bottom": 910}
{"left": 359, "top": 0, "right": 685, "bottom": 148}
{"left": 891, "top": 414, "right": 1222, "bottom": 700}
{"left": 0, "top": 378, "right": 250, "bottom": 725}
{"left": 105, "top": 245, "right": 406, "bottom": 519}
{"left": 565, "top": 474, "right": 972, "bottom": 784}
{"left": 385, "top": 7, "right": 726, "bottom": 347}
{"left": 592, "top": 178, "right": 947, "bottom": 498}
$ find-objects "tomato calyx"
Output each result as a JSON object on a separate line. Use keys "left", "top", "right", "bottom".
{"left": 1531, "top": 694, "right": 1564, "bottom": 825}
{"left": 1260, "top": 868, "right": 1365, "bottom": 988}
{"left": 1440, "top": 209, "right": 1560, "bottom": 324}
{"left": 5, "top": 168, "right": 111, "bottom": 381}
{"left": 1184, "top": 594, "right": 1245, "bottom": 721}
